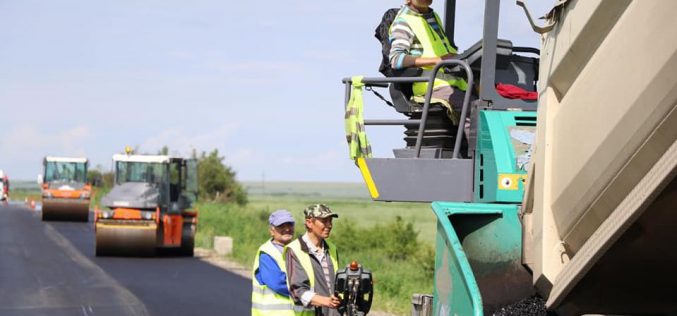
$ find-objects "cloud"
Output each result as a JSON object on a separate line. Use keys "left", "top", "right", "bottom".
{"left": 167, "top": 50, "right": 195, "bottom": 60}
{"left": 302, "top": 50, "right": 356, "bottom": 63}
{"left": 0, "top": 125, "right": 92, "bottom": 178}
{"left": 139, "top": 124, "right": 239, "bottom": 156}
{"left": 226, "top": 146, "right": 352, "bottom": 181}
{"left": 0, "top": 125, "right": 91, "bottom": 156}
{"left": 211, "top": 60, "right": 304, "bottom": 73}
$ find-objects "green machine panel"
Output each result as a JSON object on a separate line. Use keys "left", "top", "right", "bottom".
{"left": 431, "top": 201, "right": 533, "bottom": 315}
{"left": 474, "top": 111, "right": 537, "bottom": 203}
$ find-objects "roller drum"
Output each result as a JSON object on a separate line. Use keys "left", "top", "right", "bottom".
{"left": 41, "top": 198, "right": 90, "bottom": 222}
{"left": 179, "top": 222, "right": 195, "bottom": 257}
{"left": 95, "top": 221, "right": 158, "bottom": 257}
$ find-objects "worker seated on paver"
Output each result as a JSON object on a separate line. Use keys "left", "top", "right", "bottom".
{"left": 388, "top": 0, "right": 472, "bottom": 118}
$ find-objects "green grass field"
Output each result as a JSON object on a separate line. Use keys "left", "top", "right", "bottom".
{"left": 246, "top": 196, "right": 437, "bottom": 244}
{"left": 242, "top": 181, "right": 437, "bottom": 243}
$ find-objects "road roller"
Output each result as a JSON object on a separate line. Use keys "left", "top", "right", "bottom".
{"left": 40, "top": 157, "right": 91, "bottom": 221}
{"left": 95, "top": 153, "right": 198, "bottom": 257}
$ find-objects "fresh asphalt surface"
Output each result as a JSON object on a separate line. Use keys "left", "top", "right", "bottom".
{"left": 0, "top": 203, "right": 250, "bottom": 316}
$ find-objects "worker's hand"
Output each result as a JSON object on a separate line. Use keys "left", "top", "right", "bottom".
{"left": 441, "top": 53, "right": 458, "bottom": 60}
{"left": 311, "top": 294, "right": 341, "bottom": 308}
{"left": 328, "top": 295, "right": 341, "bottom": 309}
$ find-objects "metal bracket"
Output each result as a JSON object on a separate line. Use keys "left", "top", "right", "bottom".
{"left": 516, "top": 0, "right": 556, "bottom": 34}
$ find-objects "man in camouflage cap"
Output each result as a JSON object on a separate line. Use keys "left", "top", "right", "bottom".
{"left": 284, "top": 204, "right": 341, "bottom": 316}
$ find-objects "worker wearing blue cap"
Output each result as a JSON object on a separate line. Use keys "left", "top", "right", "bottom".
{"left": 251, "top": 209, "right": 296, "bottom": 316}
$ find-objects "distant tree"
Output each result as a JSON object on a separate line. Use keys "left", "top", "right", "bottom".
{"left": 88, "top": 165, "right": 114, "bottom": 188}
{"left": 87, "top": 170, "right": 101, "bottom": 186}
{"left": 198, "top": 149, "right": 247, "bottom": 205}
{"left": 159, "top": 146, "right": 169, "bottom": 155}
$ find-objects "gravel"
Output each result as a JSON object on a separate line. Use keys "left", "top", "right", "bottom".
{"left": 492, "top": 296, "right": 549, "bottom": 316}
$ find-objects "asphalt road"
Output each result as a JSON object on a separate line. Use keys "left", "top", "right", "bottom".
{"left": 0, "top": 203, "right": 251, "bottom": 316}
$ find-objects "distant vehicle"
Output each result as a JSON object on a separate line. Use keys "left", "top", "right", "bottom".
{"left": 95, "top": 153, "right": 198, "bottom": 256}
{"left": 0, "top": 170, "right": 8, "bottom": 201}
{"left": 40, "top": 157, "right": 91, "bottom": 221}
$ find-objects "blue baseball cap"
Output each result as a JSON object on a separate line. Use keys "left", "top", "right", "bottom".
{"left": 269, "top": 209, "right": 295, "bottom": 227}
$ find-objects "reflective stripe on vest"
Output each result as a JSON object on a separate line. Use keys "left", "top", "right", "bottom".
{"left": 251, "top": 240, "right": 295, "bottom": 316}
{"left": 397, "top": 11, "right": 468, "bottom": 96}
{"left": 285, "top": 238, "right": 339, "bottom": 316}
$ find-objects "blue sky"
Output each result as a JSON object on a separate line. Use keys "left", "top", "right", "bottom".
{"left": 0, "top": 0, "right": 553, "bottom": 182}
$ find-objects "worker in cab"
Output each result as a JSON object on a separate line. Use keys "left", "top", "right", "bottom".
{"left": 252, "top": 209, "right": 297, "bottom": 316}
{"left": 285, "top": 204, "right": 341, "bottom": 316}
{"left": 389, "top": 0, "right": 470, "bottom": 115}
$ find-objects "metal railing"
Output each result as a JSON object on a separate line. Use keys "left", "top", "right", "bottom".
{"left": 342, "top": 59, "right": 474, "bottom": 159}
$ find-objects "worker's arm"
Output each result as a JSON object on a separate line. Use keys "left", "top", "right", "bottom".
{"left": 412, "top": 53, "right": 457, "bottom": 67}
{"left": 285, "top": 247, "right": 339, "bottom": 308}
{"left": 257, "top": 253, "right": 290, "bottom": 296}
{"left": 390, "top": 19, "right": 457, "bottom": 69}
{"left": 389, "top": 18, "right": 418, "bottom": 70}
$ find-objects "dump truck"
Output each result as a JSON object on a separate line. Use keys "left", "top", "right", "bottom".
{"left": 342, "top": 0, "right": 677, "bottom": 315}
{"left": 40, "top": 156, "right": 91, "bottom": 221}
{"left": 95, "top": 153, "right": 198, "bottom": 257}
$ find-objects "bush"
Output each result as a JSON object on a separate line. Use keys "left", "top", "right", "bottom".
{"left": 333, "top": 216, "right": 420, "bottom": 261}
{"left": 87, "top": 167, "right": 114, "bottom": 188}
{"left": 197, "top": 149, "right": 247, "bottom": 206}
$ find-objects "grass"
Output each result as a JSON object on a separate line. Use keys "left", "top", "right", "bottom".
{"left": 242, "top": 181, "right": 437, "bottom": 244}
{"left": 247, "top": 197, "right": 437, "bottom": 244}
{"left": 8, "top": 189, "right": 41, "bottom": 203}
{"left": 195, "top": 190, "right": 439, "bottom": 315}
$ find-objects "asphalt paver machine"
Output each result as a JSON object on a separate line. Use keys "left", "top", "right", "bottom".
{"left": 95, "top": 153, "right": 198, "bottom": 257}
{"left": 40, "top": 156, "right": 91, "bottom": 221}
{"left": 343, "top": 0, "right": 677, "bottom": 315}
{"left": 344, "top": 0, "right": 538, "bottom": 312}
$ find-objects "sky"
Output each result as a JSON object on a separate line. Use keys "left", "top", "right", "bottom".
{"left": 0, "top": 0, "right": 553, "bottom": 182}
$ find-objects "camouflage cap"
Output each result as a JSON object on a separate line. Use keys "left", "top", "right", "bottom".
{"left": 303, "top": 204, "right": 339, "bottom": 219}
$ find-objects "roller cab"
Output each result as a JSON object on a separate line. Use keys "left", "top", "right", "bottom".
{"left": 40, "top": 157, "right": 91, "bottom": 222}
{"left": 95, "top": 154, "right": 198, "bottom": 257}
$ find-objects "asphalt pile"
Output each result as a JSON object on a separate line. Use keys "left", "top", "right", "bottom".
{"left": 492, "top": 296, "right": 548, "bottom": 316}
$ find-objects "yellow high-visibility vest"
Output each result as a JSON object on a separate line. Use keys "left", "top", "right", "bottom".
{"left": 284, "top": 238, "right": 339, "bottom": 316}
{"left": 395, "top": 11, "right": 468, "bottom": 96}
{"left": 251, "top": 240, "right": 295, "bottom": 316}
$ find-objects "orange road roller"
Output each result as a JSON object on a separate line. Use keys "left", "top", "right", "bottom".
{"left": 40, "top": 157, "right": 91, "bottom": 221}
{"left": 95, "top": 153, "right": 198, "bottom": 257}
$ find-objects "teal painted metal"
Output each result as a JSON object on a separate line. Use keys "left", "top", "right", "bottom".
{"left": 474, "top": 111, "right": 537, "bottom": 203}
{"left": 432, "top": 201, "right": 531, "bottom": 314}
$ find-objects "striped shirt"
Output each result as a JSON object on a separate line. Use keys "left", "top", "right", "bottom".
{"left": 389, "top": 5, "right": 449, "bottom": 69}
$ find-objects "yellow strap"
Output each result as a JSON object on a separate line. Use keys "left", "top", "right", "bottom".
{"left": 345, "top": 76, "right": 372, "bottom": 160}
